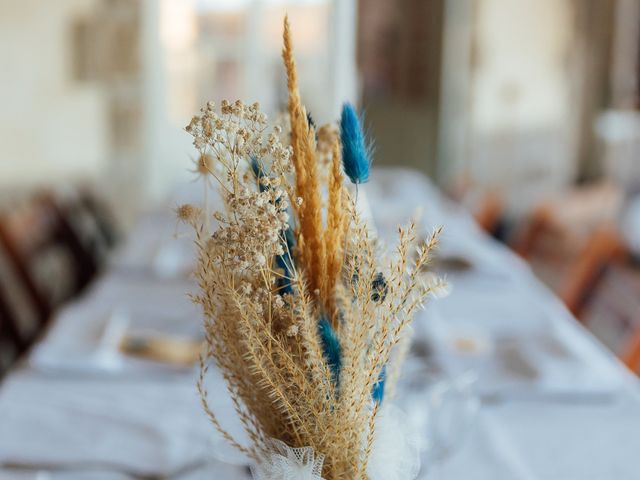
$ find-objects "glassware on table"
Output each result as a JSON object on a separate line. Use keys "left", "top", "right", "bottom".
{"left": 399, "top": 364, "right": 480, "bottom": 479}
{"left": 423, "top": 372, "right": 479, "bottom": 468}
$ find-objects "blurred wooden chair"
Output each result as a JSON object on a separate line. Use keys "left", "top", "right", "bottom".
{"left": 511, "top": 205, "right": 554, "bottom": 259}
{"left": 0, "top": 290, "right": 22, "bottom": 348}
{"left": 55, "top": 188, "right": 119, "bottom": 269}
{"left": 512, "top": 183, "right": 623, "bottom": 258}
{"left": 510, "top": 182, "right": 626, "bottom": 319}
{"left": 0, "top": 242, "right": 42, "bottom": 373}
{"left": 0, "top": 282, "right": 26, "bottom": 372}
{"left": 0, "top": 189, "right": 116, "bottom": 374}
{"left": 78, "top": 188, "right": 119, "bottom": 249}
{"left": 0, "top": 193, "right": 97, "bottom": 326}
{"left": 447, "top": 177, "right": 505, "bottom": 236}
{"left": 473, "top": 193, "right": 505, "bottom": 237}
{"left": 558, "top": 227, "right": 627, "bottom": 318}
{"left": 509, "top": 184, "right": 640, "bottom": 373}
{"left": 621, "top": 315, "right": 640, "bottom": 374}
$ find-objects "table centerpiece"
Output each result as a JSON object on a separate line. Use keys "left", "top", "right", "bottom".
{"left": 178, "top": 16, "right": 447, "bottom": 480}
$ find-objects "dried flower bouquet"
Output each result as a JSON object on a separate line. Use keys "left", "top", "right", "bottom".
{"left": 179, "top": 16, "right": 446, "bottom": 480}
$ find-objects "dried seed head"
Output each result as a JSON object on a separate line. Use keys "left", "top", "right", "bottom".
{"left": 197, "top": 153, "right": 214, "bottom": 175}
{"left": 176, "top": 204, "right": 200, "bottom": 223}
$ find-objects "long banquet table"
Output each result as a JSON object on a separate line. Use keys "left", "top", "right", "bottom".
{"left": 1, "top": 168, "right": 639, "bottom": 480}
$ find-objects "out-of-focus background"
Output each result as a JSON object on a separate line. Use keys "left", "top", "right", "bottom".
{"left": 2, "top": 0, "right": 640, "bottom": 370}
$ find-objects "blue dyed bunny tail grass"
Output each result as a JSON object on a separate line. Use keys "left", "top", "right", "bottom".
{"left": 275, "top": 226, "right": 295, "bottom": 295}
{"left": 340, "top": 102, "right": 372, "bottom": 184}
{"left": 371, "top": 364, "right": 386, "bottom": 404}
{"left": 307, "top": 111, "right": 318, "bottom": 142}
{"left": 251, "top": 156, "right": 295, "bottom": 294}
{"left": 318, "top": 315, "right": 342, "bottom": 387}
{"left": 306, "top": 111, "right": 316, "bottom": 130}
{"left": 371, "top": 272, "right": 388, "bottom": 303}
{"left": 250, "top": 156, "right": 269, "bottom": 192}
{"left": 283, "top": 224, "right": 295, "bottom": 254}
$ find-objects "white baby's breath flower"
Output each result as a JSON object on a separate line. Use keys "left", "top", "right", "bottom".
{"left": 286, "top": 324, "right": 299, "bottom": 337}
{"left": 273, "top": 295, "right": 285, "bottom": 309}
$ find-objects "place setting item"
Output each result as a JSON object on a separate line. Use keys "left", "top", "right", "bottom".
{"left": 414, "top": 301, "right": 621, "bottom": 407}
{"left": 30, "top": 304, "right": 203, "bottom": 377}
{"left": 98, "top": 308, "right": 204, "bottom": 371}
{"left": 396, "top": 360, "right": 481, "bottom": 478}
{"left": 119, "top": 333, "right": 202, "bottom": 367}
{"left": 430, "top": 255, "right": 475, "bottom": 274}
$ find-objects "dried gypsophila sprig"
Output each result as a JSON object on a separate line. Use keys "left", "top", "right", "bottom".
{"left": 186, "top": 99, "right": 294, "bottom": 199}
{"left": 179, "top": 14, "right": 447, "bottom": 480}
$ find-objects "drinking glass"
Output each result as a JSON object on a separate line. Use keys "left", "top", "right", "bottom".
{"left": 399, "top": 365, "right": 479, "bottom": 479}
{"left": 425, "top": 372, "right": 479, "bottom": 478}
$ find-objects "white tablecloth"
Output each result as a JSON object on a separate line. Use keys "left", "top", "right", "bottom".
{"left": 1, "top": 168, "right": 639, "bottom": 479}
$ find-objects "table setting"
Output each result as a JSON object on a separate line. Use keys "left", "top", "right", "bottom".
{"left": 1, "top": 14, "right": 640, "bottom": 480}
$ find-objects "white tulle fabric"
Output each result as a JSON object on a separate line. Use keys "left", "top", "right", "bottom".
{"left": 367, "top": 404, "right": 422, "bottom": 480}
{"left": 251, "top": 404, "right": 419, "bottom": 480}
{"left": 251, "top": 439, "right": 325, "bottom": 480}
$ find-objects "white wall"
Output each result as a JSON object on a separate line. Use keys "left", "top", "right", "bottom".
{"left": 438, "top": 0, "right": 580, "bottom": 216}
{"left": 472, "top": 0, "right": 577, "bottom": 215}
{"left": 0, "top": 0, "right": 108, "bottom": 191}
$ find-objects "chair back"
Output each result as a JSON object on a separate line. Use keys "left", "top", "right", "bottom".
{"left": 0, "top": 282, "right": 25, "bottom": 371}
{"left": 559, "top": 228, "right": 625, "bottom": 318}
{"left": 0, "top": 246, "right": 41, "bottom": 373}
{"left": 621, "top": 308, "right": 640, "bottom": 373}
{"left": 55, "top": 188, "right": 119, "bottom": 269}
{"left": 0, "top": 193, "right": 96, "bottom": 325}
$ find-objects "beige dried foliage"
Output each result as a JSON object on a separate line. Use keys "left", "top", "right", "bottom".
{"left": 282, "top": 15, "right": 326, "bottom": 299}
{"left": 180, "top": 15, "right": 445, "bottom": 480}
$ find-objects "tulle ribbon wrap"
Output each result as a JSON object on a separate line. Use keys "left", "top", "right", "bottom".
{"left": 250, "top": 405, "right": 421, "bottom": 480}
{"left": 251, "top": 440, "right": 325, "bottom": 480}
